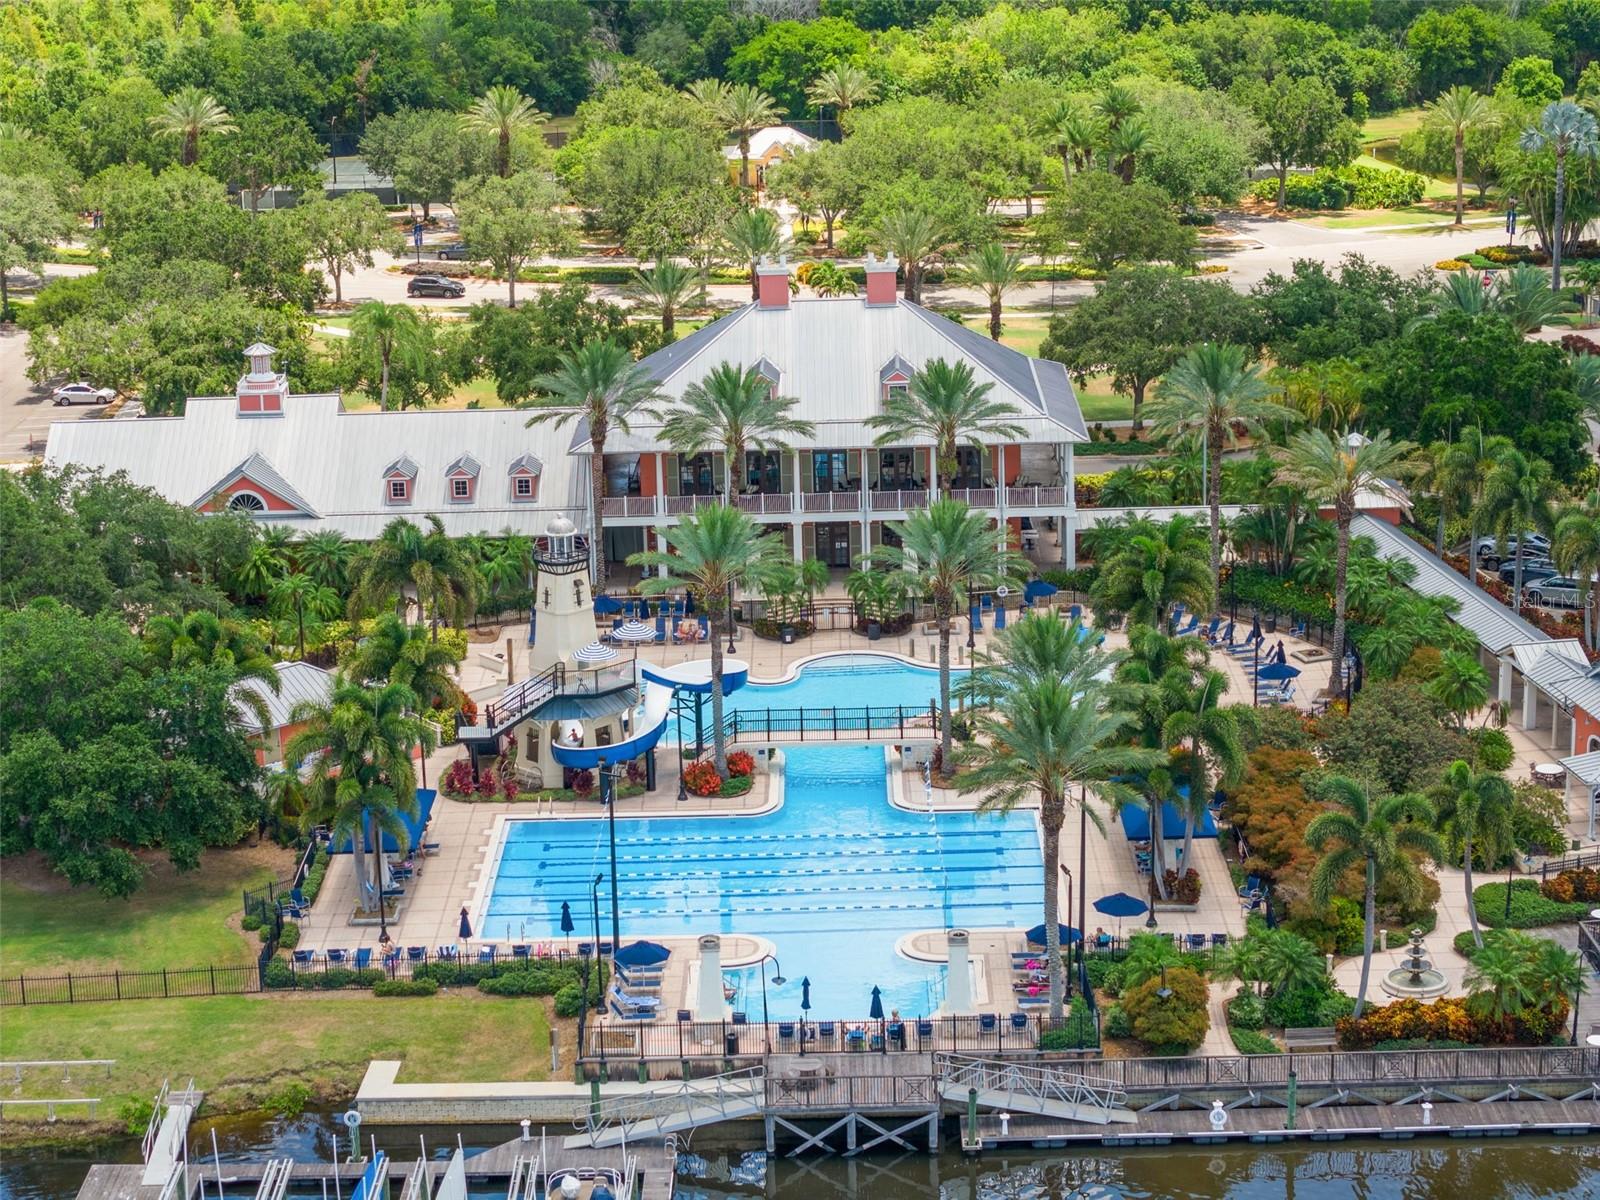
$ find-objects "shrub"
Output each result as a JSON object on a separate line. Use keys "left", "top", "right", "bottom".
{"left": 1250, "top": 165, "right": 1427, "bottom": 210}
{"left": 1085, "top": 956, "right": 1122, "bottom": 994}
{"left": 1230, "top": 1027, "right": 1280, "bottom": 1055}
{"left": 1542, "top": 868, "right": 1600, "bottom": 903}
{"left": 1472, "top": 728, "right": 1514, "bottom": 772}
{"left": 441, "top": 758, "right": 475, "bottom": 797}
{"left": 1336, "top": 994, "right": 1564, "bottom": 1049}
{"left": 1475, "top": 879, "right": 1591, "bottom": 928}
{"left": 300, "top": 846, "right": 329, "bottom": 905}
{"left": 263, "top": 959, "right": 297, "bottom": 989}
{"left": 727, "top": 750, "right": 755, "bottom": 778}
{"left": 1512, "top": 783, "right": 1569, "bottom": 856}
{"left": 571, "top": 769, "right": 595, "bottom": 796}
{"left": 1152, "top": 867, "right": 1202, "bottom": 904}
{"left": 1121, "top": 965, "right": 1209, "bottom": 1052}
{"left": 554, "top": 983, "right": 586, "bottom": 1018}
{"left": 683, "top": 760, "right": 723, "bottom": 797}
{"left": 1039, "top": 996, "right": 1098, "bottom": 1050}
{"left": 1265, "top": 982, "right": 1352, "bottom": 1029}
{"left": 278, "top": 922, "right": 300, "bottom": 950}
{"left": 1453, "top": 930, "right": 1481, "bottom": 957}
{"left": 118, "top": 1096, "right": 155, "bottom": 1135}
{"left": 264, "top": 1083, "right": 312, "bottom": 1118}
{"left": 1103, "top": 1004, "right": 1132, "bottom": 1039}
{"left": 374, "top": 978, "right": 438, "bottom": 997}
{"left": 1435, "top": 259, "right": 1470, "bottom": 271}
{"left": 1288, "top": 895, "right": 1364, "bottom": 956}
{"left": 718, "top": 775, "right": 753, "bottom": 797}
{"left": 242, "top": 914, "right": 263, "bottom": 932}
{"left": 1226, "top": 989, "right": 1266, "bottom": 1031}
{"left": 1037, "top": 567, "right": 1099, "bottom": 594}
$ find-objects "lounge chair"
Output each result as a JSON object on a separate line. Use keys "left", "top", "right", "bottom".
{"left": 1174, "top": 615, "right": 1200, "bottom": 637}
{"left": 611, "top": 989, "right": 659, "bottom": 1011}
{"left": 777, "top": 1022, "right": 796, "bottom": 1042}
{"left": 327, "top": 948, "right": 348, "bottom": 964}
{"left": 354, "top": 948, "right": 372, "bottom": 970}
{"left": 290, "top": 886, "right": 307, "bottom": 910}
{"left": 979, "top": 1013, "right": 998, "bottom": 1034}
{"left": 1068, "top": 604, "right": 1083, "bottom": 621}
{"left": 732, "top": 1011, "right": 748, "bottom": 1026}
{"left": 1200, "top": 617, "right": 1220, "bottom": 642}
{"left": 436, "top": 945, "right": 458, "bottom": 961}
{"left": 292, "top": 949, "right": 314, "bottom": 965}
{"left": 1187, "top": 934, "right": 1206, "bottom": 951}
{"left": 383, "top": 947, "right": 401, "bottom": 968}
{"left": 577, "top": 942, "right": 594, "bottom": 957}
{"left": 1289, "top": 619, "right": 1308, "bottom": 638}
{"left": 598, "top": 941, "right": 613, "bottom": 956}
{"left": 407, "top": 945, "right": 426, "bottom": 961}
{"left": 1009, "top": 1012, "right": 1029, "bottom": 1031}
{"left": 817, "top": 1021, "right": 836, "bottom": 1045}
{"left": 698, "top": 614, "right": 710, "bottom": 641}
{"left": 422, "top": 841, "right": 440, "bottom": 856}
{"left": 477, "top": 946, "right": 496, "bottom": 963}
{"left": 1211, "top": 933, "right": 1229, "bottom": 947}
{"left": 917, "top": 1019, "right": 934, "bottom": 1044}
{"left": 609, "top": 1000, "right": 655, "bottom": 1022}
{"left": 677, "top": 1009, "right": 692, "bottom": 1023}
{"left": 512, "top": 944, "right": 531, "bottom": 960}
{"left": 654, "top": 616, "right": 667, "bottom": 643}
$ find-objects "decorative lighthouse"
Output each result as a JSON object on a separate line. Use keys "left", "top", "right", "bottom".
{"left": 528, "top": 514, "right": 596, "bottom": 672}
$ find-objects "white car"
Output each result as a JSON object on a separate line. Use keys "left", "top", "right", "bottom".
{"left": 53, "top": 382, "right": 115, "bottom": 406}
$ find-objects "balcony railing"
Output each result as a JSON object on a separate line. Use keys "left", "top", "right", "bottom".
{"left": 802, "top": 490, "right": 864, "bottom": 514}
{"left": 1007, "top": 485, "right": 1067, "bottom": 509}
{"left": 663, "top": 494, "right": 723, "bottom": 516}
{"left": 733, "top": 493, "right": 796, "bottom": 515}
{"left": 869, "top": 488, "right": 930, "bottom": 512}
{"left": 599, "top": 496, "right": 660, "bottom": 518}
{"left": 947, "top": 487, "right": 997, "bottom": 508}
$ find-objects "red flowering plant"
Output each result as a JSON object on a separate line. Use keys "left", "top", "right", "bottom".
{"left": 683, "top": 760, "right": 723, "bottom": 797}
{"left": 727, "top": 751, "right": 755, "bottom": 778}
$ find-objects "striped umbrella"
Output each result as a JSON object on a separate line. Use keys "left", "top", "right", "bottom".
{"left": 573, "top": 640, "right": 619, "bottom": 665}
{"left": 613, "top": 619, "right": 656, "bottom": 644}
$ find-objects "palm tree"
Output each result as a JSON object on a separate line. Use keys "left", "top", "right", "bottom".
{"left": 627, "top": 256, "right": 706, "bottom": 341}
{"left": 1146, "top": 343, "right": 1290, "bottom": 605}
{"left": 1481, "top": 448, "right": 1555, "bottom": 613}
{"left": 957, "top": 243, "right": 1026, "bottom": 341}
{"left": 684, "top": 78, "right": 731, "bottom": 113}
{"left": 349, "top": 515, "right": 478, "bottom": 635}
{"left": 872, "top": 207, "right": 946, "bottom": 303}
{"left": 1438, "top": 759, "right": 1515, "bottom": 950}
{"left": 1274, "top": 359, "right": 1364, "bottom": 434}
{"left": 1118, "top": 929, "right": 1187, "bottom": 989}
{"left": 628, "top": 505, "right": 787, "bottom": 779}
{"left": 1519, "top": 101, "right": 1600, "bottom": 290}
{"left": 297, "top": 530, "right": 354, "bottom": 592}
{"left": 1572, "top": 353, "right": 1600, "bottom": 425}
{"left": 1274, "top": 429, "right": 1416, "bottom": 697}
{"left": 1168, "top": 654, "right": 1245, "bottom": 884}
{"left": 460, "top": 85, "right": 548, "bottom": 178}
{"left": 1038, "top": 99, "right": 1101, "bottom": 179}
{"left": 350, "top": 301, "right": 427, "bottom": 411}
{"left": 807, "top": 65, "right": 877, "bottom": 134}
{"left": 1306, "top": 777, "right": 1443, "bottom": 1018}
{"left": 270, "top": 572, "right": 340, "bottom": 659}
{"left": 1423, "top": 269, "right": 1494, "bottom": 322}
{"left": 1107, "top": 117, "right": 1150, "bottom": 184}
{"left": 659, "top": 362, "right": 816, "bottom": 502}
{"left": 1423, "top": 650, "right": 1490, "bottom": 727}
{"left": 1258, "top": 928, "right": 1328, "bottom": 997}
{"left": 723, "top": 207, "right": 789, "bottom": 301}
{"left": 868, "top": 499, "right": 1025, "bottom": 771}
{"left": 150, "top": 87, "right": 236, "bottom": 165}
{"left": 866, "top": 358, "right": 1025, "bottom": 497}
{"left": 956, "top": 613, "right": 1159, "bottom": 1019}
{"left": 285, "top": 677, "right": 436, "bottom": 915}
{"left": 1464, "top": 929, "right": 1539, "bottom": 1021}
{"left": 348, "top": 612, "right": 463, "bottom": 709}
{"left": 1094, "top": 83, "right": 1141, "bottom": 133}
{"left": 1088, "top": 514, "right": 1213, "bottom": 627}
{"left": 143, "top": 611, "right": 279, "bottom": 728}
{"left": 718, "top": 83, "right": 783, "bottom": 190}
{"left": 234, "top": 530, "right": 295, "bottom": 601}
{"left": 1441, "top": 426, "right": 1512, "bottom": 578}
{"left": 1425, "top": 87, "right": 1494, "bottom": 225}
{"left": 525, "top": 341, "right": 665, "bottom": 588}
{"left": 1492, "top": 264, "right": 1566, "bottom": 334}
{"left": 1554, "top": 490, "right": 1600, "bottom": 650}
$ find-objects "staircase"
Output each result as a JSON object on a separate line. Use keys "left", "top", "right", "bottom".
{"left": 934, "top": 1055, "right": 1134, "bottom": 1126}
{"left": 564, "top": 1067, "right": 766, "bottom": 1149}
{"left": 460, "top": 663, "right": 565, "bottom": 741}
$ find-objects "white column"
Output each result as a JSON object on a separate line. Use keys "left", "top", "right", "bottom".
{"left": 1062, "top": 512, "right": 1078, "bottom": 569}
{"left": 944, "top": 929, "right": 974, "bottom": 1016}
{"left": 1524, "top": 678, "right": 1538, "bottom": 731}
{"left": 1498, "top": 657, "right": 1514, "bottom": 706}
{"left": 860, "top": 466, "right": 870, "bottom": 567}
{"left": 695, "top": 934, "right": 725, "bottom": 1020}
{"left": 791, "top": 449, "right": 802, "bottom": 515}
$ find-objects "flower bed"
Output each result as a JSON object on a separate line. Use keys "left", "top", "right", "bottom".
{"left": 1473, "top": 879, "right": 1592, "bottom": 928}
{"left": 1541, "top": 867, "right": 1600, "bottom": 904}
{"left": 1335, "top": 995, "right": 1567, "bottom": 1049}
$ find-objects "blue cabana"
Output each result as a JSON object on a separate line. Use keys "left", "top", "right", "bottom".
{"left": 1023, "top": 579, "right": 1059, "bottom": 603}
{"left": 1119, "top": 800, "right": 1216, "bottom": 841}
{"left": 332, "top": 788, "right": 437, "bottom": 855}
{"left": 593, "top": 595, "right": 623, "bottom": 615}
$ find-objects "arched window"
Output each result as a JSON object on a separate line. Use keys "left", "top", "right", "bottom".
{"left": 1589, "top": 735, "right": 1600, "bottom": 754}
{"left": 228, "top": 491, "right": 267, "bottom": 513}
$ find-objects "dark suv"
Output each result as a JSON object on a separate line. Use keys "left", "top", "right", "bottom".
{"left": 406, "top": 274, "right": 466, "bottom": 298}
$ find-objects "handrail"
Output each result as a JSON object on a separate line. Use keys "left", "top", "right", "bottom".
{"left": 711, "top": 703, "right": 938, "bottom": 746}
{"left": 398, "top": 1158, "right": 430, "bottom": 1200}
{"left": 935, "top": 1053, "right": 1128, "bottom": 1116}
{"left": 504, "top": 1154, "right": 536, "bottom": 1200}
{"left": 572, "top": 1066, "right": 765, "bottom": 1144}
{"left": 141, "top": 1079, "right": 169, "bottom": 1163}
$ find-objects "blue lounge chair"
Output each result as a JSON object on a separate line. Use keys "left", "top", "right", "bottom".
{"left": 290, "top": 886, "right": 307, "bottom": 909}
{"left": 607, "top": 617, "right": 623, "bottom": 641}
{"left": 777, "top": 1022, "right": 795, "bottom": 1041}
{"left": 677, "top": 1009, "right": 692, "bottom": 1022}
{"left": 1211, "top": 933, "right": 1229, "bottom": 947}
{"left": 512, "top": 944, "right": 532, "bottom": 960}
{"left": 478, "top": 946, "right": 496, "bottom": 963}
{"left": 327, "top": 948, "right": 348, "bottom": 964}
{"left": 383, "top": 947, "right": 401, "bottom": 969}
{"left": 1187, "top": 934, "right": 1206, "bottom": 951}
{"left": 292, "top": 949, "right": 313, "bottom": 965}
{"left": 817, "top": 1021, "right": 836, "bottom": 1043}
{"left": 994, "top": 604, "right": 1007, "bottom": 630}
{"left": 436, "top": 945, "right": 458, "bottom": 961}
{"left": 979, "top": 1013, "right": 998, "bottom": 1034}
{"left": 1010, "top": 1012, "right": 1029, "bottom": 1031}
{"left": 609, "top": 1001, "right": 654, "bottom": 1022}
{"left": 1289, "top": 619, "right": 1308, "bottom": 638}
{"left": 1068, "top": 604, "right": 1083, "bottom": 621}
{"left": 732, "top": 1011, "right": 748, "bottom": 1025}
{"left": 407, "top": 945, "right": 426, "bottom": 962}
{"left": 1201, "top": 617, "right": 1220, "bottom": 642}
{"left": 1174, "top": 615, "right": 1200, "bottom": 636}
{"left": 698, "top": 614, "right": 710, "bottom": 641}
{"left": 917, "top": 1019, "right": 934, "bottom": 1042}
{"left": 654, "top": 615, "right": 667, "bottom": 642}
{"left": 599, "top": 941, "right": 613, "bottom": 956}
{"left": 354, "top": 948, "right": 372, "bottom": 970}
{"left": 577, "top": 942, "right": 593, "bottom": 957}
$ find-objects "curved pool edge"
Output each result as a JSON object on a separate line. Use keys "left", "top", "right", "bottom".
{"left": 745, "top": 647, "right": 957, "bottom": 687}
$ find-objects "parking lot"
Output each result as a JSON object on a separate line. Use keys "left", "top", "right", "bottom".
{"left": 0, "top": 324, "right": 96, "bottom": 463}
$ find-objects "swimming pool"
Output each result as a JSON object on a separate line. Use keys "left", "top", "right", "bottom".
{"left": 481, "top": 741, "right": 1042, "bottom": 1017}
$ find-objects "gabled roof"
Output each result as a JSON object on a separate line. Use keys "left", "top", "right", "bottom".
{"left": 232, "top": 661, "right": 334, "bottom": 731}
{"left": 446, "top": 454, "right": 482, "bottom": 478}
{"left": 384, "top": 454, "right": 419, "bottom": 478}
{"left": 722, "top": 125, "right": 816, "bottom": 160}
{"left": 751, "top": 356, "right": 782, "bottom": 382}
{"left": 1512, "top": 638, "right": 1600, "bottom": 717}
{"left": 194, "top": 451, "right": 319, "bottom": 516}
{"left": 879, "top": 355, "right": 914, "bottom": 383}
{"left": 508, "top": 453, "right": 544, "bottom": 475}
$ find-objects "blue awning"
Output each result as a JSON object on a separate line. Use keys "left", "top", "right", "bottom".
{"left": 1023, "top": 579, "right": 1059, "bottom": 602}
{"left": 331, "top": 788, "right": 436, "bottom": 855}
{"left": 1119, "top": 800, "right": 1216, "bottom": 841}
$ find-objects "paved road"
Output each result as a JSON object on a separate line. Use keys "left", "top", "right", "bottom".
{"left": 0, "top": 324, "right": 91, "bottom": 464}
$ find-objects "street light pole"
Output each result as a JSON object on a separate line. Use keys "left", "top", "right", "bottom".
{"left": 726, "top": 581, "right": 738, "bottom": 654}
{"left": 598, "top": 758, "right": 622, "bottom": 956}
{"left": 755, "top": 954, "right": 785, "bottom": 1055}
{"left": 589, "top": 873, "right": 604, "bottom": 1015}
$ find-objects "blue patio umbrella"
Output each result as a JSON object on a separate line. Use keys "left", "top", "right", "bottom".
{"left": 1093, "top": 893, "right": 1148, "bottom": 919}
{"left": 614, "top": 940, "right": 671, "bottom": 968}
{"left": 593, "top": 594, "right": 623, "bottom": 615}
{"left": 1256, "top": 662, "right": 1301, "bottom": 682}
{"left": 1023, "top": 579, "right": 1058, "bottom": 603}
{"left": 869, "top": 986, "right": 884, "bottom": 1020}
{"left": 1024, "top": 923, "right": 1083, "bottom": 947}
{"left": 801, "top": 977, "right": 812, "bottom": 1013}
{"left": 559, "top": 900, "right": 575, "bottom": 950}
{"left": 458, "top": 907, "right": 473, "bottom": 940}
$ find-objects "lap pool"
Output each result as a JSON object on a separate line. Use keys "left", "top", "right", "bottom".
{"left": 481, "top": 660, "right": 1044, "bottom": 1017}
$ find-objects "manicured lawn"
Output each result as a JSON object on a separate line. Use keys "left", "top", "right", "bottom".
{"left": 1079, "top": 389, "right": 1134, "bottom": 423}
{"left": 1360, "top": 106, "right": 1429, "bottom": 144}
{"left": 1299, "top": 205, "right": 1501, "bottom": 230}
{"left": 0, "top": 847, "right": 288, "bottom": 977}
{"left": 342, "top": 374, "right": 506, "bottom": 412}
{"left": 0, "top": 993, "right": 554, "bottom": 1111}
{"left": 998, "top": 316, "right": 1050, "bottom": 357}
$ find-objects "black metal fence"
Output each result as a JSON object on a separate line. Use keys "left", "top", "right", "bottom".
{"left": 0, "top": 964, "right": 262, "bottom": 1006}
{"left": 721, "top": 703, "right": 938, "bottom": 744}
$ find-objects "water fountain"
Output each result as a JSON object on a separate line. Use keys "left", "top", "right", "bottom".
{"left": 1380, "top": 928, "right": 1449, "bottom": 999}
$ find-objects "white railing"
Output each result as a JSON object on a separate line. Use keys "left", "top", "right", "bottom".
{"left": 398, "top": 1158, "right": 431, "bottom": 1200}
{"left": 663, "top": 494, "right": 723, "bottom": 516}
{"left": 141, "top": 1079, "right": 169, "bottom": 1163}
{"left": 802, "top": 490, "right": 863, "bottom": 513}
{"left": 505, "top": 1154, "right": 538, "bottom": 1200}
{"left": 253, "top": 1158, "right": 296, "bottom": 1200}
{"left": 0, "top": 1097, "right": 101, "bottom": 1119}
{"left": 569, "top": 1065, "right": 765, "bottom": 1147}
{"left": 870, "top": 488, "right": 929, "bottom": 512}
{"left": 1006, "top": 485, "right": 1067, "bottom": 509}
{"left": 935, "top": 1053, "right": 1128, "bottom": 1118}
{"left": 947, "top": 487, "right": 997, "bottom": 508}
{"left": 733, "top": 493, "right": 796, "bottom": 515}
{"left": 599, "top": 496, "right": 659, "bottom": 518}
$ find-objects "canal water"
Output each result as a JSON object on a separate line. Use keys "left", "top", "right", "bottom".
{"left": 3, "top": 1109, "right": 1598, "bottom": 1200}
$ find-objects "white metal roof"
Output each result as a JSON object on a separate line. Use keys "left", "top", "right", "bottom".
{"left": 1558, "top": 749, "right": 1600, "bottom": 785}
{"left": 722, "top": 125, "right": 816, "bottom": 160}
{"left": 232, "top": 661, "right": 335, "bottom": 731}
{"left": 570, "top": 297, "right": 1087, "bottom": 453}
{"left": 45, "top": 392, "right": 588, "bottom": 537}
{"left": 1353, "top": 515, "right": 1549, "bottom": 655}
{"left": 1512, "top": 638, "right": 1600, "bottom": 718}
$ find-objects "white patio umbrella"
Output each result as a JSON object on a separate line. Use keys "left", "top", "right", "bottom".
{"left": 573, "top": 640, "right": 620, "bottom": 665}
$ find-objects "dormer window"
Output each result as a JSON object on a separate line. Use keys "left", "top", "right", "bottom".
{"left": 508, "top": 453, "right": 542, "bottom": 503}
{"left": 752, "top": 357, "right": 781, "bottom": 400}
{"left": 443, "top": 453, "right": 481, "bottom": 504}
{"left": 879, "top": 354, "right": 914, "bottom": 405}
{"left": 388, "top": 478, "right": 411, "bottom": 502}
{"left": 513, "top": 475, "right": 536, "bottom": 500}
{"left": 384, "top": 454, "right": 418, "bottom": 505}
{"left": 451, "top": 478, "right": 471, "bottom": 500}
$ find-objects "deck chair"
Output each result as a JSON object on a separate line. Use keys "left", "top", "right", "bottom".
{"left": 436, "top": 945, "right": 458, "bottom": 961}
{"left": 477, "top": 946, "right": 496, "bottom": 963}
{"left": 698, "top": 615, "right": 710, "bottom": 641}
{"left": 292, "top": 949, "right": 314, "bottom": 965}
{"left": 354, "top": 947, "right": 372, "bottom": 970}
{"left": 512, "top": 944, "right": 532, "bottom": 960}
{"left": 1289, "top": 619, "right": 1308, "bottom": 638}
{"left": 1010, "top": 1012, "right": 1029, "bottom": 1031}
{"left": 1068, "top": 604, "right": 1083, "bottom": 621}
{"left": 1201, "top": 617, "right": 1221, "bottom": 642}
{"left": 327, "top": 948, "right": 348, "bottom": 964}
{"left": 654, "top": 615, "right": 667, "bottom": 642}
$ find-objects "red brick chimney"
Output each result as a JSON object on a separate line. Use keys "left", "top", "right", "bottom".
{"left": 864, "top": 252, "right": 898, "bottom": 307}
{"left": 756, "top": 255, "right": 791, "bottom": 310}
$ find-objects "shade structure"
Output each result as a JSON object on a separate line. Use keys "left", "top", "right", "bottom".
{"left": 869, "top": 986, "right": 884, "bottom": 1020}
{"left": 1024, "top": 923, "right": 1083, "bottom": 947}
{"left": 573, "top": 639, "right": 619, "bottom": 664}
{"left": 1094, "top": 892, "right": 1149, "bottom": 919}
{"left": 800, "top": 977, "right": 812, "bottom": 1013}
{"left": 459, "top": 910, "right": 473, "bottom": 940}
{"left": 1023, "top": 579, "right": 1059, "bottom": 602}
{"left": 332, "top": 788, "right": 436, "bottom": 856}
{"left": 1119, "top": 801, "right": 1216, "bottom": 841}
{"left": 613, "top": 619, "right": 656, "bottom": 644}
{"left": 614, "top": 940, "right": 670, "bottom": 968}
{"left": 559, "top": 901, "right": 575, "bottom": 936}
{"left": 593, "top": 595, "right": 624, "bottom": 615}
{"left": 1256, "top": 662, "right": 1301, "bottom": 682}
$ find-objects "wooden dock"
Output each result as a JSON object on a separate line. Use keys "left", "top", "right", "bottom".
{"left": 469, "top": 1133, "right": 676, "bottom": 1200}
{"left": 970, "top": 1098, "right": 1600, "bottom": 1149}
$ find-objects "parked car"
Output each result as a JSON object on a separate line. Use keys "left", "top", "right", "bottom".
{"left": 435, "top": 242, "right": 476, "bottom": 261}
{"left": 1525, "top": 576, "right": 1583, "bottom": 608}
{"left": 406, "top": 275, "right": 466, "bottom": 298}
{"left": 1499, "top": 558, "right": 1558, "bottom": 586}
{"left": 52, "top": 381, "right": 115, "bottom": 406}
{"left": 1476, "top": 533, "right": 1549, "bottom": 563}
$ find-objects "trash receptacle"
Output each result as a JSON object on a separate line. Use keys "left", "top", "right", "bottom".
{"left": 725, "top": 1030, "right": 739, "bottom": 1056}
{"left": 781, "top": 625, "right": 795, "bottom": 644}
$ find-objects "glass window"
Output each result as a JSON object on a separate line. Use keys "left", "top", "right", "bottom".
{"left": 514, "top": 476, "right": 534, "bottom": 498}
{"left": 812, "top": 450, "right": 848, "bottom": 491}
{"left": 746, "top": 450, "right": 781, "bottom": 494}
{"left": 452, "top": 477, "right": 470, "bottom": 499}
{"left": 388, "top": 478, "right": 408, "bottom": 500}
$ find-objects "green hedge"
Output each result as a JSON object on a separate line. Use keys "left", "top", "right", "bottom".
{"left": 1038, "top": 567, "right": 1099, "bottom": 594}
{"left": 1229, "top": 1026, "right": 1280, "bottom": 1055}
{"left": 300, "top": 846, "right": 329, "bottom": 905}
{"left": 1038, "top": 996, "right": 1099, "bottom": 1050}
{"left": 374, "top": 978, "right": 438, "bottom": 997}
{"left": 1473, "top": 879, "right": 1592, "bottom": 928}
{"left": 1226, "top": 989, "right": 1266, "bottom": 1031}
{"left": 554, "top": 983, "right": 586, "bottom": 1017}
